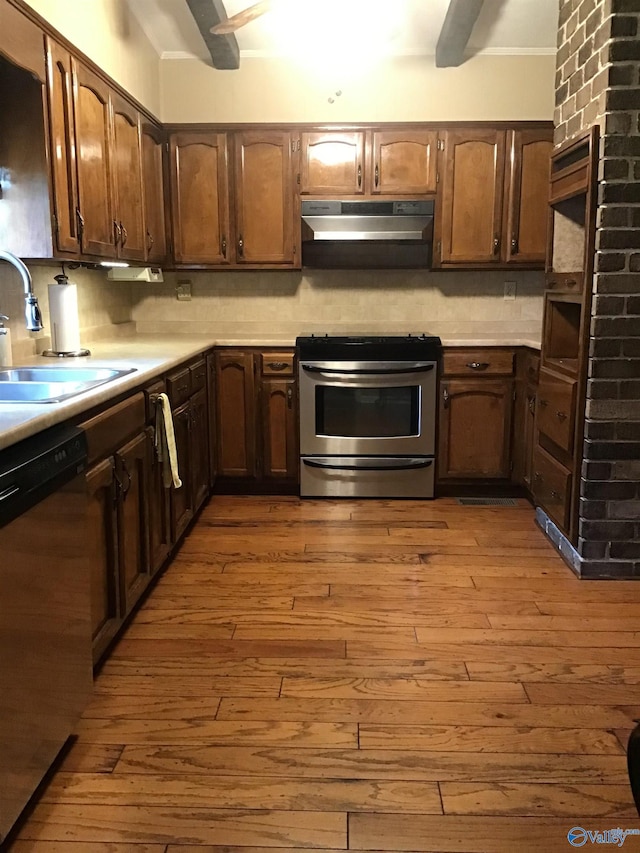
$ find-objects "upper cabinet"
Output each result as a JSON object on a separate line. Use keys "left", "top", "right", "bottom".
{"left": 169, "top": 129, "right": 298, "bottom": 269}
{"left": 436, "top": 127, "right": 552, "bottom": 268}
{"left": 299, "top": 129, "right": 437, "bottom": 197}
{"left": 44, "top": 36, "right": 166, "bottom": 264}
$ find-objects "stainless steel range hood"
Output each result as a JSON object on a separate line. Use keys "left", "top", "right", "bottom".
{"left": 300, "top": 199, "right": 435, "bottom": 269}
{"left": 301, "top": 200, "right": 434, "bottom": 242}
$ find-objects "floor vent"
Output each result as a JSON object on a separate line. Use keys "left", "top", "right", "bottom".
{"left": 456, "top": 497, "right": 519, "bottom": 507}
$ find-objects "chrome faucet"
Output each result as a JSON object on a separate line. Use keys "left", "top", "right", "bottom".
{"left": 0, "top": 250, "right": 44, "bottom": 332}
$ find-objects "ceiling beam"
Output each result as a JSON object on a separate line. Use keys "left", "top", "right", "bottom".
{"left": 435, "top": 0, "right": 485, "bottom": 68}
{"left": 185, "top": 0, "right": 240, "bottom": 70}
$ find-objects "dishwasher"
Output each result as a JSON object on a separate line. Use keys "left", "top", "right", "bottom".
{"left": 0, "top": 423, "right": 93, "bottom": 843}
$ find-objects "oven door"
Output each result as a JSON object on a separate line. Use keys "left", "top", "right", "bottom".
{"left": 299, "top": 360, "right": 437, "bottom": 457}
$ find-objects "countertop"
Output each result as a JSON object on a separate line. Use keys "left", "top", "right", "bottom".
{"left": 0, "top": 333, "right": 541, "bottom": 452}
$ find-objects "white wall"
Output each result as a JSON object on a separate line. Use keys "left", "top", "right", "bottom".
{"left": 23, "top": 0, "right": 161, "bottom": 115}
{"left": 160, "top": 53, "right": 556, "bottom": 123}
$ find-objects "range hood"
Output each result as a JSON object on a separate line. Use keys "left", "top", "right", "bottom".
{"left": 301, "top": 199, "right": 434, "bottom": 241}
{"left": 301, "top": 199, "right": 435, "bottom": 269}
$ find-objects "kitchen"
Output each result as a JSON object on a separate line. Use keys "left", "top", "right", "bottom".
{"left": 2, "top": 0, "right": 640, "bottom": 848}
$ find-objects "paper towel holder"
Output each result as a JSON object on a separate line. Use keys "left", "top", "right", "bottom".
{"left": 41, "top": 272, "right": 91, "bottom": 358}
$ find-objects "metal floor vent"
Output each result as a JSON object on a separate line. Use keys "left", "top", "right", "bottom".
{"left": 457, "top": 497, "right": 518, "bottom": 507}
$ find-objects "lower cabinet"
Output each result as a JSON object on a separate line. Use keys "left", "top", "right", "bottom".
{"left": 512, "top": 348, "right": 540, "bottom": 493}
{"left": 214, "top": 348, "right": 298, "bottom": 490}
{"left": 438, "top": 349, "right": 514, "bottom": 482}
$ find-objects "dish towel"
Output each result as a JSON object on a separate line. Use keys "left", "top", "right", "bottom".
{"left": 155, "top": 392, "right": 182, "bottom": 489}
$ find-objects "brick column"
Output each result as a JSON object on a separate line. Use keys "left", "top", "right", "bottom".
{"left": 555, "top": 0, "right": 640, "bottom": 578}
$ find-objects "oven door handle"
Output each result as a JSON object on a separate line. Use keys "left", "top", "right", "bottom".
{"left": 302, "top": 457, "right": 434, "bottom": 471}
{"left": 300, "top": 363, "right": 435, "bottom": 376}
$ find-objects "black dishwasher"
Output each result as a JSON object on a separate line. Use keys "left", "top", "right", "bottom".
{"left": 0, "top": 424, "right": 92, "bottom": 843}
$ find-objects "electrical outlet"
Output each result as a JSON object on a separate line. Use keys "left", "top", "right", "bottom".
{"left": 503, "top": 281, "right": 517, "bottom": 301}
{"left": 176, "top": 280, "right": 192, "bottom": 301}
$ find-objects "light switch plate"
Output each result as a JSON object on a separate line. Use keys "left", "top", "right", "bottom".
{"left": 503, "top": 281, "right": 517, "bottom": 301}
{"left": 176, "top": 280, "right": 192, "bottom": 301}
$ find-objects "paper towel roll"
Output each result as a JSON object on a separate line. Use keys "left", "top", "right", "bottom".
{"left": 48, "top": 281, "right": 81, "bottom": 353}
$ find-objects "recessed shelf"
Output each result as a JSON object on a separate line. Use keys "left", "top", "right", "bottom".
{"left": 543, "top": 296, "right": 582, "bottom": 377}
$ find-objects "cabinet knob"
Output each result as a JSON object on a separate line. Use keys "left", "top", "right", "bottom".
{"left": 550, "top": 489, "right": 560, "bottom": 500}
{"left": 267, "top": 361, "right": 288, "bottom": 371}
{"left": 534, "top": 472, "right": 542, "bottom": 483}
{"left": 287, "top": 386, "right": 293, "bottom": 408}
{"left": 442, "top": 386, "right": 450, "bottom": 408}
{"left": 146, "top": 230, "right": 154, "bottom": 252}
{"left": 511, "top": 235, "right": 518, "bottom": 254}
{"left": 238, "top": 234, "right": 244, "bottom": 257}
{"left": 120, "top": 459, "right": 131, "bottom": 500}
{"left": 113, "top": 219, "right": 122, "bottom": 245}
{"left": 527, "top": 395, "right": 536, "bottom": 414}
{"left": 493, "top": 236, "right": 500, "bottom": 255}
{"left": 466, "top": 362, "right": 489, "bottom": 370}
{"left": 556, "top": 410, "right": 567, "bottom": 421}
{"left": 374, "top": 163, "right": 379, "bottom": 187}
{"left": 539, "top": 398, "right": 548, "bottom": 408}
{"left": 357, "top": 164, "right": 362, "bottom": 188}
{"left": 221, "top": 234, "right": 227, "bottom": 258}
{"left": 120, "top": 222, "right": 128, "bottom": 246}
{"left": 76, "top": 208, "right": 85, "bottom": 238}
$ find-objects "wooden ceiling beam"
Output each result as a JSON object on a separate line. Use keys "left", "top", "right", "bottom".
{"left": 435, "top": 0, "right": 485, "bottom": 68}
{"left": 185, "top": 0, "right": 240, "bottom": 70}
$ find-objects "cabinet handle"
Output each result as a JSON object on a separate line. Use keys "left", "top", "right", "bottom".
{"left": 442, "top": 386, "right": 450, "bottom": 408}
{"left": 120, "top": 222, "right": 128, "bottom": 246}
{"left": 556, "top": 411, "right": 567, "bottom": 421}
{"left": 511, "top": 235, "right": 518, "bottom": 254}
{"left": 466, "top": 362, "right": 489, "bottom": 370}
{"left": 527, "top": 394, "right": 536, "bottom": 414}
{"left": 287, "top": 386, "right": 293, "bottom": 408}
{"left": 120, "top": 459, "right": 131, "bottom": 501}
{"left": 375, "top": 163, "right": 379, "bottom": 187}
{"left": 550, "top": 489, "right": 560, "bottom": 500}
{"left": 534, "top": 472, "right": 542, "bottom": 483}
{"left": 146, "top": 230, "right": 154, "bottom": 252}
{"left": 113, "top": 220, "right": 122, "bottom": 245}
{"left": 566, "top": 278, "right": 577, "bottom": 288}
{"left": 538, "top": 398, "right": 548, "bottom": 408}
{"left": 238, "top": 234, "right": 244, "bottom": 257}
{"left": 76, "top": 208, "right": 85, "bottom": 239}
{"left": 493, "top": 236, "right": 500, "bottom": 255}
{"left": 357, "top": 164, "right": 362, "bottom": 188}
{"left": 267, "top": 361, "right": 288, "bottom": 371}
{"left": 221, "top": 234, "right": 227, "bottom": 258}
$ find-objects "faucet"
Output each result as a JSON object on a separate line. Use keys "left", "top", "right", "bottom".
{"left": 0, "top": 250, "right": 44, "bottom": 332}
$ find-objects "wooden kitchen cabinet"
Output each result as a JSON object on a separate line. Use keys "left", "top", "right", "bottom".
{"left": 169, "top": 131, "right": 231, "bottom": 265}
{"left": 111, "top": 92, "right": 146, "bottom": 261}
{"left": 436, "top": 127, "right": 552, "bottom": 267}
{"left": 512, "top": 348, "right": 539, "bottom": 493}
{"left": 214, "top": 348, "right": 299, "bottom": 491}
{"left": 438, "top": 348, "right": 515, "bottom": 482}
{"left": 142, "top": 120, "right": 168, "bottom": 264}
{"left": 169, "top": 129, "right": 297, "bottom": 267}
{"left": 170, "top": 398, "right": 194, "bottom": 541}
{"left": 72, "top": 58, "right": 115, "bottom": 258}
{"left": 115, "top": 429, "right": 151, "bottom": 613}
{"left": 299, "top": 128, "right": 437, "bottom": 196}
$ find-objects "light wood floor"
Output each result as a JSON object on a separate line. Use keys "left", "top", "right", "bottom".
{"left": 8, "top": 495, "right": 640, "bottom": 853}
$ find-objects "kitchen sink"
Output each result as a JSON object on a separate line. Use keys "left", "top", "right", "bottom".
{"left": 0, "top": 366, "right": 137, "bottom": 403}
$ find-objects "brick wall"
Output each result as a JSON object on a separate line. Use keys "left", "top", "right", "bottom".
{"left": 556, "top": 0, "right": 640, "bottom": 577}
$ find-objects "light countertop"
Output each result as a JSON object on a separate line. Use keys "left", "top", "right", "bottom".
{"left": 0, "top": 332, "right": 541, "bottom": 452}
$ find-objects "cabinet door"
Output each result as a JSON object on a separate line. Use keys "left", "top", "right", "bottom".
{"left": 371, "top": 130, "right": 437, "bottom": 195}
{"left": 207, "top": 352, "right": 218, "bottom": 488}
{"left": 439, "top": 378, "right": 513, "bottom": 479}
{"left": 215, "top": 350, "right": 257, "bottom": 479}
{"left": 72, "top": 59, "right": 115, "bottom": 257}
{"left": 170, "top": 132, "right": 231, "bottom": 265}
{"left": 260, "top": 377, "right": 298, "bottom": 481}
{"left": 300, "top": 131, "right": 366, "bottom": 195}
{"left": 171, "top": 400, "right": 194, "bottom": 541}
{"left": 86, "top": 457, "right": 120, "bottom": 663}
{"left": 45, "top": 38, "right": 79, "bottom": 255}
{"left": 504, "top": 129, "right": 553, "bottom": 265}
{"left": 142, "top": 121, "right": 167, "bottom": 263}
{"left": 190, "top": 386, "right": 210, "bottom": 511}
{"left": 438, "top": 129, "right": 506, "bottom": 264}
{"left": 115, "top": 430, "right": 150, "bottom": 615}
{"left": 522, "top": 384, "right": 537, "bottom": 490}
{"left": 111, "top": 92, "right": 145, "bottom": 262}
{"left": 234, "top": 130, "right": 295, "bottom": 265}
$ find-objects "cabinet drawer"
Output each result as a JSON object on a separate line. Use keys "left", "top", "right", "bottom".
{"left": 166, "top": 366, "right": 192, "bottom": 408}
{"left": 81, "top": 392, "right": 146, "bottom": 464}
{"left": 443, "top": 348, "right": 514, "bottom": 376}
{"left": 532, "top": 444, "right": 572, "bottom": 531}
{"left": 190, "top": 359, "right": 207, "bottom": 393}
{"left": 261, "top": 351, "right": 295, "bottom": 376}
{"left": 537, "top": 369, "right": 576, "bottom": 454}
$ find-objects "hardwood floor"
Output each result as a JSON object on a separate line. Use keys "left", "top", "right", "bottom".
{"left": 7, "top": 496, "right": 640, "bottom": 852}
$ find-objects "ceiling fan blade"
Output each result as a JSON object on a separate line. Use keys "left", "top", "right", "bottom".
{"left": 210, "top": 0, "right": 273, "bottom": 35}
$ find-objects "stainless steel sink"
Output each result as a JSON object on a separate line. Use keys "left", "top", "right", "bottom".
{"left": 0, "top": 366, "right": 137, "bottom": 403}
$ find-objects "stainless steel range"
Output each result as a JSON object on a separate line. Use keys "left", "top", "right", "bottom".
{"left": 297, "top": 334, "right": 442, "bottom": 498}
